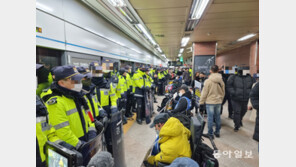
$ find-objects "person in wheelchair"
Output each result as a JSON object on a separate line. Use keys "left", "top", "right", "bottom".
{"left": 146, "top": 113, "right": 192, "bottom": 166}
{"left": 170, "top": 84, "right": 192, "bottom": 116}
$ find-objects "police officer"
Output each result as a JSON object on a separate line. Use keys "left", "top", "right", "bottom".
{"left": 124, "top": 65, "right": 134, "bottom": 118}
{"left": 118, "top": 68, "right": 128, "bottom": 124}
{"left": 77, "top": 66, "right": 106, "bottom": 133}
{"left": 36, "top": 64, "right": 61, "bottom": 167}
{"left": 36, "top": 62, "right": 54, "bottom": 96}
{"left": 90, "top": 61, "right": 118, "bottom": 116}
{"left": 148, "top": 67, "right": 158, "bottom": 103}
{"left": 133, "top": 65, "right": 149, "bottom": 124}
{"left": 45, "top": 65, "right": 97, "bottom": 151}
{"left": 157, "top": 68, "right": 165, "bottom": 95}
{"left": 90, "top": 61, "right": 120, "bottom": 153}
{"left": 130, "top": 66, "right": 138, "bottom": 114}
{"left": 189, "top": 66, "right": 193, "bottom": 80}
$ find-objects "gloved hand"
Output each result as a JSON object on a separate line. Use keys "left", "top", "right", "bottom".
{"left": 111, "top": 107, "right": 118, "bottom": 114}
{"left": 58, "top": 141, "right": 75, "bottom": 150}
{"left": 88, "top": 130, "right": 97, "bottom": 141}
{"left": 120, "top": 97, "right": 125, "bottom": 103}
{"left": 102, "top": 116, "right": 109, "bottom": 129}
{"left": 199, "top": 104, "right": 205, "bottom": 111}
{"left": 98, "top": 108, "right": 107, "bottom": 118}
{"left": 94, "top": 120, "right": 104, "bottom": 133}
{"left": 76, "top": 140, "right": 86, "bottom": 151}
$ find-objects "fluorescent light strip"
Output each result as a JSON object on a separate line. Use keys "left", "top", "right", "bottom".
{"left": 181, "top": 37, "right": 190, "bottom": 47}
{"left": 191, "top": 0, "right": 210, "bottom": 20}
{"left": 118, "top": 7, "right": 133, "bottom": 22}
{"left": 156, "top": 47, "right": 162, "bottom": 53}
{"left": 178, "top": 54, "right": 182, "bottom": 57}
{"left": 136, "top": 24, "right": 157, "bottom": 46}
{"left": 107, "top": 0, "right": 126, "bottom": 7}
{"left": 179, "top": 48, "right": 184, "bottom": 53}
{"left": 237, "top": 33, "right": 256, "bottom": 41}
{"left": 131, "top": 48, "right": 142, "bottom": 54}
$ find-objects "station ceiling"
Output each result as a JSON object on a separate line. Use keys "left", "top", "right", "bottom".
{"left": 129, "top": 0, "right": 259, "bottom": 61}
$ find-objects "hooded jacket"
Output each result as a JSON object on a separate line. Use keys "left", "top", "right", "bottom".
{"left": 199, "top": 73, "right": 225, "bottom": 104}
{"left": 147, "top": 117, "right": 192, "bottom": 165}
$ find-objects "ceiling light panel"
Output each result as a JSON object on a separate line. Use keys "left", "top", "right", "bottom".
{"left": 179, "top": 48, "right": 184, "bottom": 53}
{"left": 237, "top": 33, "right": 256, "bottom": 41}
{"left": 107, "top": 0, "right": 126, "bottom": 7}
{"left": 181, "top": 37, "right": 190, "bottom": 47}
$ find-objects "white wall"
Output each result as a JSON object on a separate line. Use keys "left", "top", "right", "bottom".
{"left": 36, "top": 0, "right": 165, "bottom": 65}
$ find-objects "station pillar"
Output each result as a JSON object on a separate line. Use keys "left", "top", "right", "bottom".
{"left": 249, "top": 41, "right": 259, "bottom": 75}
{"left": 192, "top": 41, "right": 217, "bottom": 76}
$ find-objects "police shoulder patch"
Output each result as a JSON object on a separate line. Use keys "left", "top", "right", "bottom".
{"left": 47, "top": 97, "right": 57, "bottom": 105}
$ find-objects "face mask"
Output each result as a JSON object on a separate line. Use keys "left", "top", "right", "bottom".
{"left": 93, "top": 73, "right": 103, "bottom": 77}
{"left": 178, "top": 92, "right": 183, "bottom": 97}
{"left": 82, "top": 79, "right": 92, "bottom": 87}
{"left": 71, "top": 83, "right": 82, "bottom": 92}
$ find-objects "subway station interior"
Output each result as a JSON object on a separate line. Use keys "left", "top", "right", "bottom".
{"left": 36, "top": 0, "right": 259, "bottom": 167}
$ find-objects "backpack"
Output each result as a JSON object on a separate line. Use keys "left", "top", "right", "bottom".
{"left": 171, "top": 113, "right": 191, "bottom": 130}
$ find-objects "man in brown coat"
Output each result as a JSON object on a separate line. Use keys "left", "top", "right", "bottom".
{"left": 199, "top": 65, "right": 225, "bottom": 138}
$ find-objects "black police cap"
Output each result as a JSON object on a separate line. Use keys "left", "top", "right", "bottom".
{"left": 53, "top": 65, "right": 85, "bottom": 81}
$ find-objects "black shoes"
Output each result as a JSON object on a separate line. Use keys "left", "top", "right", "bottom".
{"left": 122, "top": 116, "right": 127, "bottom": 125}
{"left": 136, "top": 119, "right": 142, "bottom": 125}
{"left": 214, "top": 133, "right": 220, "bottom": 138}
{"left": 234, "top": 127, "right": 239, "bottom": 132}
{"left": 154, "top": 100, "right": 158, "bottom": 103}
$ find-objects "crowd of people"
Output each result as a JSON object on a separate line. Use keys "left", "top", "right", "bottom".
{"left": 36, "top": 62, "right": 259, "bottom": 167}
{"left": 146, "top": 65, "right": 259, "bottom": 166}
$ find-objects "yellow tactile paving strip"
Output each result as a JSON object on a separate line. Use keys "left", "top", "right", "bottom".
{"left": 123, "top": 114, "right": 137, "bottom": 134}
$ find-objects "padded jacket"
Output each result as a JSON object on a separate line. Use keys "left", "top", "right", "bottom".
{"left": 250, "top": 82, "right": 259, "bottom": 110}
{"left": 227, "top": 74, "right": 254, "bottom": 102}
{"left": 199, "top": 73, "right": 225, "bottom": 105}
{"left": 147, "top": 117, "right": 192, "bottom": 165}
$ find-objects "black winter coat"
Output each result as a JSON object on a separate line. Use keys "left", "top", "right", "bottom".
{"left": 250, "top": 82, "right": 259, "bottom": 141}
{"left": 250, "top": 82, "right": 259, "bottom": 110}
{"left": 227, "top": 74, "right": 254, "bottom": 102}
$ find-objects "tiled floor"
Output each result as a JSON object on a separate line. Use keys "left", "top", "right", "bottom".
{"left": 123, "top": 95, "right": 259, "bottom": 167}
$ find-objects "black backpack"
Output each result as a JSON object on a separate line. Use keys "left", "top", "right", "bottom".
{"left": 171, "top": 113, "right": 191, "bottom": 130}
